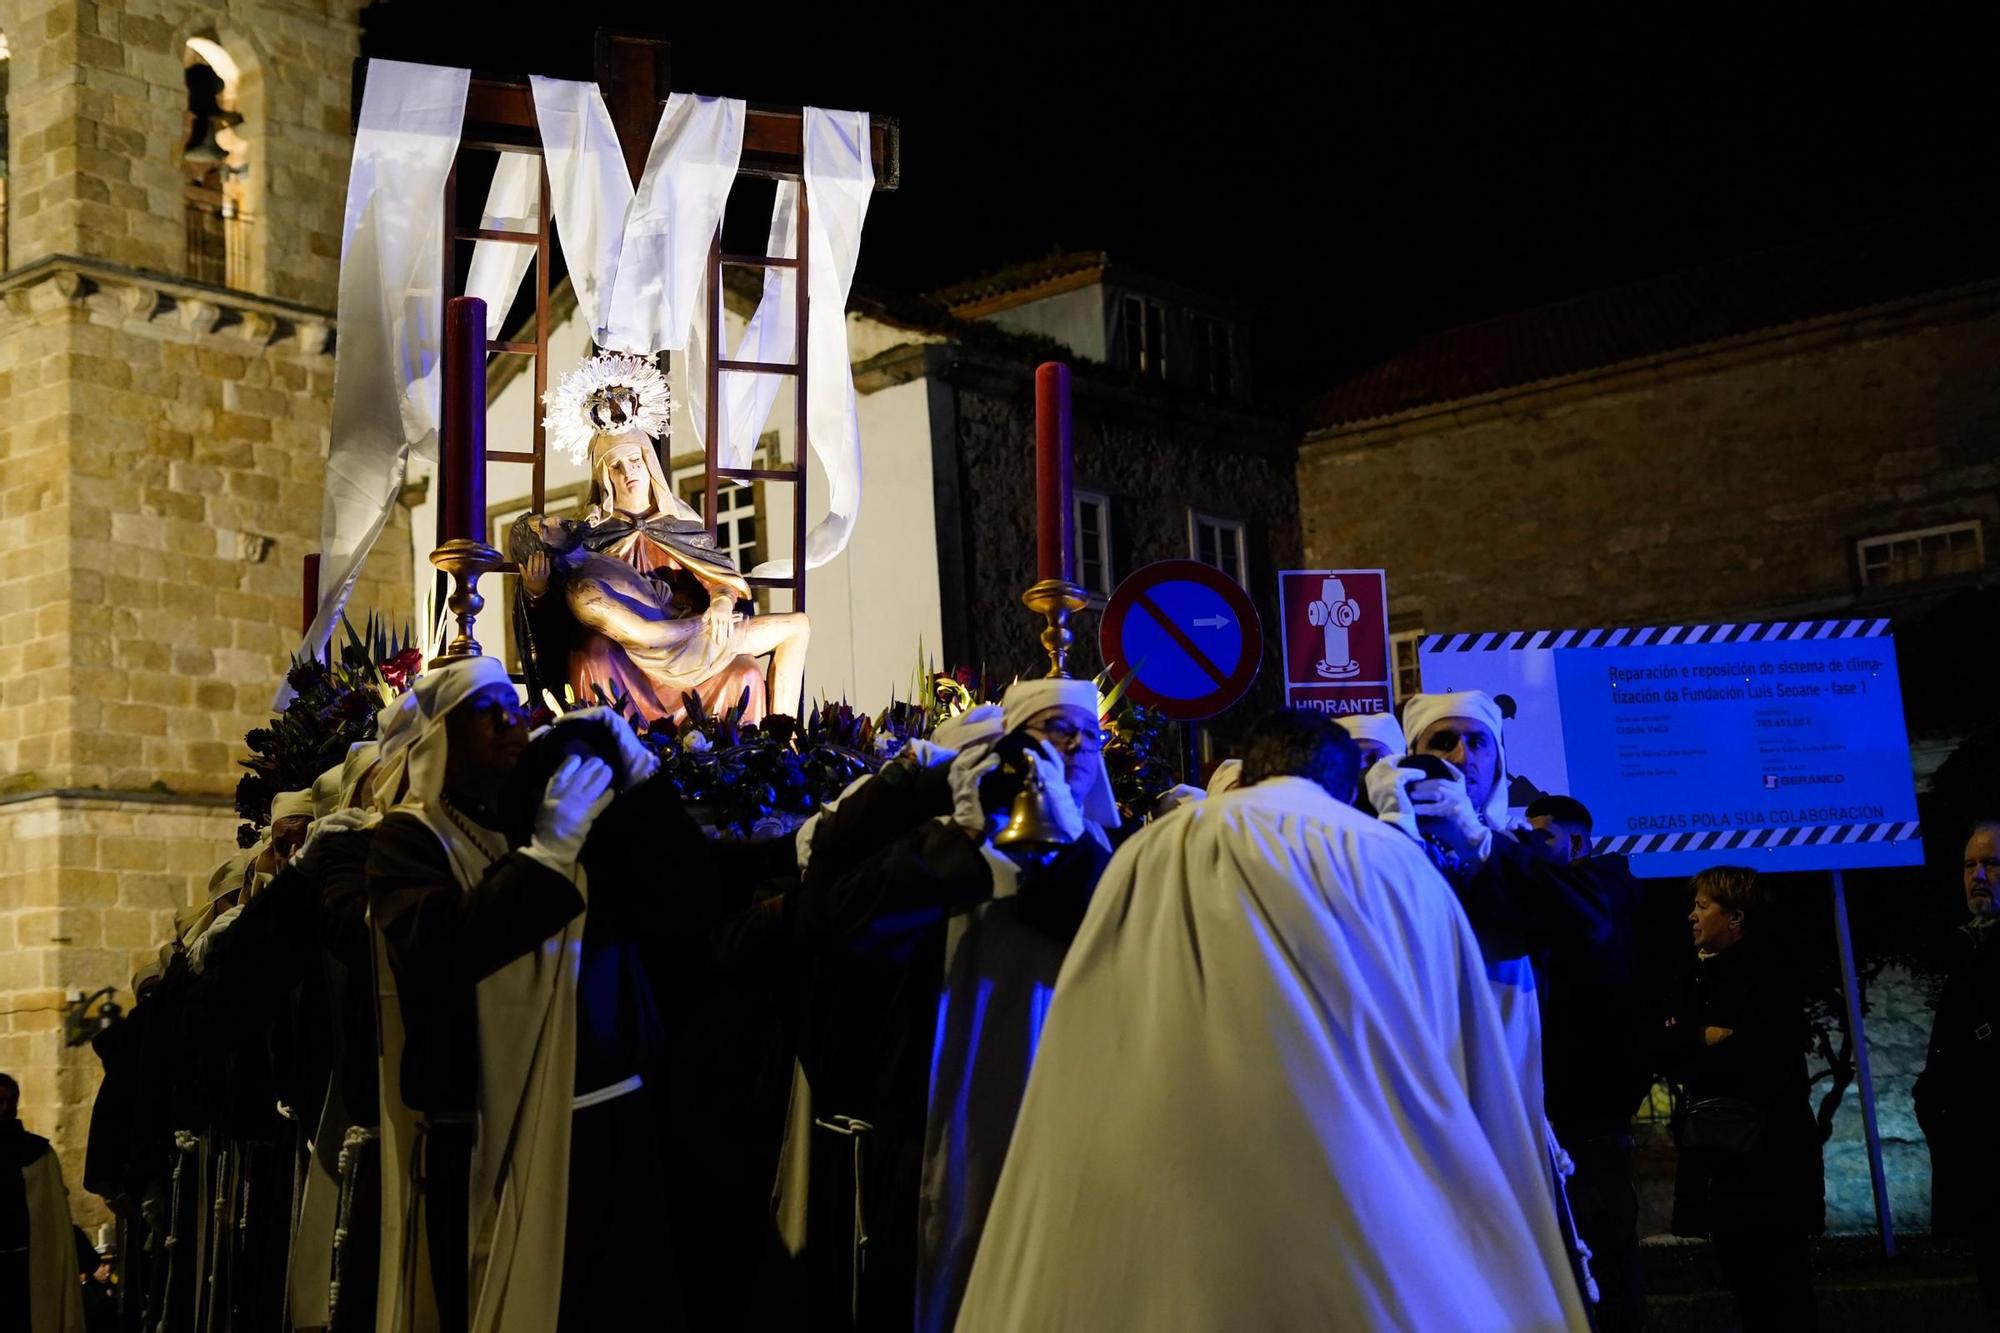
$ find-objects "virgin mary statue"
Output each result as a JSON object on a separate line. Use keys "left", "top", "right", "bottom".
{"left": 512, "top": 353, "right": 810, "bottom": 725}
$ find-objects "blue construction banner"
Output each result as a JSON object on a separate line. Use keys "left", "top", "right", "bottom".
{"left": 1417, "top": 620, "right": 1923, "bottom": 878}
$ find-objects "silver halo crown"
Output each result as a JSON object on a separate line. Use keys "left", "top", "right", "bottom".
{"left": 542, "top": 350, "right": 672, "bottom": 466}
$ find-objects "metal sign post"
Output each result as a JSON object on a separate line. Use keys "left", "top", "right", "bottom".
{"left": 1831, "top": 867, "right": 1896, "bottom": 1256}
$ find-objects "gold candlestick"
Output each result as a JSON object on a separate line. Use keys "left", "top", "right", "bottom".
{"left": 1021, "top": 577, "right": 1089, "bottom": 679}
{"left": 428, "top": 538, "right": 503, "bottom": 667}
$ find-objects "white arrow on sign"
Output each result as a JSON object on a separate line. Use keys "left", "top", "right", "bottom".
{"left": 1193, "top": 614, "right": 1231, "bottom": 629}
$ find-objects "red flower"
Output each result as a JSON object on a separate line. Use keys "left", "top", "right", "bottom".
{"left": 380, "top": 647, "right": 424, "bottom": 690}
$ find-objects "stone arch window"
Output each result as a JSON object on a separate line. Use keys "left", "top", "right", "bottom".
{"left": 182, "top": 37, "right": 253, "bottom": 289}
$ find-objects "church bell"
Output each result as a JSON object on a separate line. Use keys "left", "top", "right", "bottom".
{"left": 993, "top": 757, "right": 1075, "bottom": 854}
{"left": 183, "top": 117, "right": 231, "bottom": 165}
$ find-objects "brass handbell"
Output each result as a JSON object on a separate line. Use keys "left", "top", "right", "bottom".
{"left": 994, "top": 757, "right": 1075, "bottom": 853}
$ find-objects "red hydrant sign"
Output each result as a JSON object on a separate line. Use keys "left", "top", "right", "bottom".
{"left": 1277, "top": 569, "right": 1392, "bottom": 716}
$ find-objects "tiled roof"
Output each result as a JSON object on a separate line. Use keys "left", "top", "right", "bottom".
{"left": 930, "top": 250, "right": 1110, "bottom": 315}
{"left": 1308, "top": 200, "right": 2000, "bottom": 430}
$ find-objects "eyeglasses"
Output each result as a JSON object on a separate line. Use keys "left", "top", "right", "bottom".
{"left": 1028, "top": 718, "right": 1109, "bottom": 755}
{"left": 467, "top": 696, "right": 533, "bottom": 728}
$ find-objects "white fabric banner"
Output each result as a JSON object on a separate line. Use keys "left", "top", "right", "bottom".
{"left": 603, "top": 93, "right": 744, "bottom": 352}
{"left": 303, "top": 60, "right": 469, "bottom": 672}
{"left": 748, "top": 107, "right": 873, "bottom": 578}
{"left": 534, "top": 80, "right": 744, "bottom": 353}
{"left": 463, "top": 149, "right": 540, "bottom": 340}
{"left": 685, "top": 181, "right": 799, "bottom": 471}
{"left": 530, "top": 77, "right": 632, "bottom": 344}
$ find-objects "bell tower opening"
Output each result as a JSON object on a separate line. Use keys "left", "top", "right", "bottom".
{"left": 182, "top": 37, "right": 252, "bottom": 289}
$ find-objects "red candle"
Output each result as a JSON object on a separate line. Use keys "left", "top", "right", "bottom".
{"left": 301, "top": 553, "right": 320, "bottom": 635}
{"left": 1035, "top": 361, "right": 1074, "bottom": 583}
{"left": 440, "top": 296, "right": 488, "bottom": 545}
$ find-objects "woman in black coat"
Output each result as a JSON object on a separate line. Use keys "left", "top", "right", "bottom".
{"left": 1657, "top": 865, "right": 1824, "bottom": 1331}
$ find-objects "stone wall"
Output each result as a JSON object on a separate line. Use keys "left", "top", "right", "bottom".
{"left": 0, "top": 264, "right": 410, "bottom": 1217}
{"left": 1297, "top": 286, "right": 2000, "bottom": 650}
{"left": 0, "top": 0, "right": 386, "bottom": 1212}
{"left": 0, "top": 264, "right": 409, "bottom": 796}
{"left": 0, "top": 792, "right": 237, "bottom": 1223}
{"left": 1826, "top": 965, "right": 1933, "bottom": 1235}
{"left": 2, "top": 0, "right": 361, "bottom": 309}
{"left": 941, "top": 349, "right": 1300, "bottom": 747}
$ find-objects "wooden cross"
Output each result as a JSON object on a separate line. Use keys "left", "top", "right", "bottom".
{"left": 358, "top": 30, "right": 901, "bottom": 620}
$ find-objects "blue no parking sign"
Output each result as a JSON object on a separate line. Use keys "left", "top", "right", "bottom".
{"left": 1099, "top": 560, "right": 1264, "bottom": 721}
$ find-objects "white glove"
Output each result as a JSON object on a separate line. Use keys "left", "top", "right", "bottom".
{"left": 561, "top": 706, "right": 660, "bottom": 789}
{"left": 1151, "top": 783, "right": 1206, "bottom": 819}
{"left": 1410, "top": 760, "right": 1493, "bottom": 863}
{"left": 292, "top": 807, "right": 376, "bottom": 864}
{"left": 523, "top": 754, "right": 616, "bottom": 876}
{"left": 899, "top": 739, "right": 958, "bottom": 770}
{"left": 1028, "top": 739, "right": 1085, "bottom": 843}
{"left": 948, "top": 743, "right": 1000, "bottom": 839}
{"left": 1364, "top": 757, "right": 1423, "bottom": 839}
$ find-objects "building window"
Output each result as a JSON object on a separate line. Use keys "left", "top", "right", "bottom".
{"left": 1188, "top": 511, "right": 1246, "bottom": 586}
{"left": 673, "top": 456, "right": 765, "bottom": 607}
{"left": 183, "top": 38, "right": 252, "bottom": 289}
{"left": 1121, "top": 295, "right": 1167, "bottom": 380}
{"left": 1856, "top": 521, "right": 1983, "bottom": 587}
{"left": 1195, "top": 318, "right": 1234, "bottom": 398}
{"left": 1391, "top": 629, "right": 1425, "bottom": 704}
{"left": 1075, "top": 491, "right": 1113, "bottom": 600}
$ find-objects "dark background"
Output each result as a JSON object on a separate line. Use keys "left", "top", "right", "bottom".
{"left": 361, "top": 4, "right": 1996, "bottom": 404}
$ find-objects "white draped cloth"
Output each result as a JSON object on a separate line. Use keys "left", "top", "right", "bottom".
{"left": 531, "top": 80, "right": 742, "bottom": 353}
{"left": 373, "top": 659, "right": 583, "bottom": 1333}
{"left": 954, "top": 777, "right": 1589, "bottom": 1333}
{"left": 305, "top": 60, "right": 469, "bottom": 670}
{"left": 21, "top": 1144, "right": 84, "bottom": 1333}
{"left": 685, "top": 106, "right": 874, "bottom": 577}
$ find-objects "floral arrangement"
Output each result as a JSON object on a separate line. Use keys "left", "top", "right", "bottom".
{"left": 1102, "top": 702, "right": 1179, "bottom": 825}
{"left": 233, "top": 616, "right": 420, "bottom": 846}
{"left": 561, "top": 654, "right": 1179, "bottom": 838}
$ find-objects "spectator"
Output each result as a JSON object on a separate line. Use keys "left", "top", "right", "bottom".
{"left": 1657, "top": 866, "right": 1823, "bottom": 1332}
{"left": 1525, "top": 794, "right": 1650, "bottom": 1333}
{"left": 0, "top": 1072, "right": 87, "bottom": 1333}
{"left": 1336, "top": 712, "right": 1403, "bottom": 770}
{"left": 1914, "top": 821, "right": 2000, "bottom": 1317}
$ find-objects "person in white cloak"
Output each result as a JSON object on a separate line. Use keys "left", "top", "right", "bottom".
{"left": 915, "top": 676, "right": 1120, "bottom": 1333}
{"left": 0, "top": 1073, "right": 84, "bottom": 1333}
{"left": 1150, "top": 754, "right": 1245, "bottom": 819}
{"left": 955, "top": 709, "right": 1590, "bottom": 1332}
{"left": 1338, "top": 710, "right": 1404, "bottom": 769}
{"left": 365, "top": 657, "right": 642, "bottom": 1333}
{"left": 792, "top": 679, "right": 1116, "bottom": 1330}
{"left": 1366, "top": 691, "right": 1623, "bottom": 1150}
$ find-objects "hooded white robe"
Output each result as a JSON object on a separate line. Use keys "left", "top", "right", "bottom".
{"left": 954, "top": 777, "right": 1589, "bottom": 1333}
{"left": 915, "top": 678, "right": 1117, "bottom": 1332}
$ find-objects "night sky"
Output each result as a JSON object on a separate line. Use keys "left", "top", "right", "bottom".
{"left": 361, "top": 4, "right": 1995, "bottom": 404}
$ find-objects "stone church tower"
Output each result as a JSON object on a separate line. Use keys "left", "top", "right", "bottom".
{"left": 0, "top": 0, "right": 410, "bottom": 1211}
